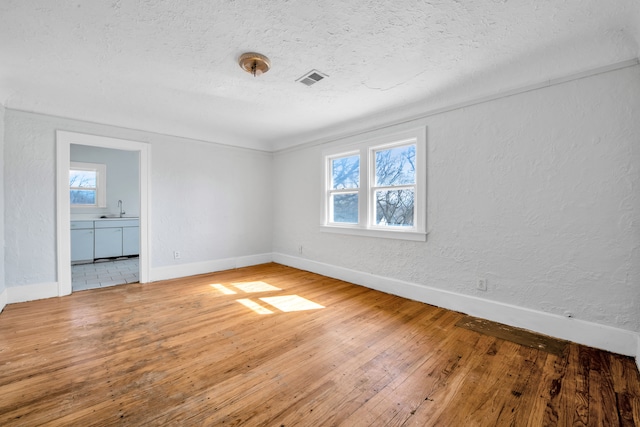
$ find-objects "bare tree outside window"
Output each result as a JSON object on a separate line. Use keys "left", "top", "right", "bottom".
{"left": 374, "top": 144, "right": 416, "bottom": 227}
{"left": 330, "top": 155, "right": 359, "bottom": 223}
{"left": 331, "top": 155, "right": 359, "bottom": 189}
{"left": 322, "top": 127, "right": 426, "bottom": 240}
{"left": 70, "top": 169, "right": 97, "bottom": 205}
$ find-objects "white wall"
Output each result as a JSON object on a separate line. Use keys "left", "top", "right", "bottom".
{"left": 0, "top": 104, "right": 6, "bottom": 312}
{"left": 149, "top": 133, "right": 273, "bottom": 272}
{"left": 70, "top": 144, "right": 140, "bottom": 219}
{"left": 273, "top": 65, "right": 640, "bottom": 345}
{"left": 4, "top": 109, "right": 273, "bottom": 290}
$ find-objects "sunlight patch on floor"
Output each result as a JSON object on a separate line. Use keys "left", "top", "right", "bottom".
{"left": 236, "top": 298, "right": 274, "bottom": 314}
{"left": 232, "top": 281, "right": 282, "bottom": 293}
{"left": 260, "top": 295, "right": 325, "bottom": 312}
{"left": 214, "top": 280, "right": 324, "bottom": 314}
{"left": 210, "top": 284, "right": 237, "bottom": 294}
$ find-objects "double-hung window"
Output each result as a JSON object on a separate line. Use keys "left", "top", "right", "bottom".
{"left": 322, "top": 127, "right": 427, "bottom": 241}
{"left": 328, "top": 152, "right": 360, "bottom": 224}
{"left": 70, "top": 161, "right": 107, "bottom": 208}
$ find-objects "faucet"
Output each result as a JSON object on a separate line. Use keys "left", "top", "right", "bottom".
{"left": 117, "top": 200, "right": 125, "bottom": 218}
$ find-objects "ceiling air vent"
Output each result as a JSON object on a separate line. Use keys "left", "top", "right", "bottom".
{"left": 296, "top": 70, "right": 328, "bottom": 87}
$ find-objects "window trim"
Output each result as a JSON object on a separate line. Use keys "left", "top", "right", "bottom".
{"left": 70, "top": 161, "right": 107, "bottom": 208}
{"left": 321, "top": 127, "right": 427, "bottom": 241}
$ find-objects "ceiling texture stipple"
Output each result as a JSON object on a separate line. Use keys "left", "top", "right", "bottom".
{"left": 0, "top": 0, "right": 639, "bottom": 151}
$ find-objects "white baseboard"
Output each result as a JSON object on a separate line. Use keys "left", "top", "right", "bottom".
{"left": 7, "top": 282, "right": 59, "bottom": 304}
{"left": 150, "top": 253, "right": 273, "bottom": 282}
{"left": 273, "top": 253, "right": 639, "bottom": 358}
{"left": 235, "top": 253, "right": 274, "bottom": 269}
{"left": 0, "top": 288, "right": 7, "bottom": 313}
{"left": 637, "top": 336, "right": 640, "bottom": 373}
{"left": 0, "top": 254, "right": 273, "bottom": 307}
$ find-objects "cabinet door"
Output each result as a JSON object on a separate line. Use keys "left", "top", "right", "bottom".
{"left": 122, "top": 227, "right": 139, "bottom": 256}
{"left": 94, "top": 228, "right": 123, "bottom": 258}
{"left": 71, "top": 229, "right": 94, "bottom": 262}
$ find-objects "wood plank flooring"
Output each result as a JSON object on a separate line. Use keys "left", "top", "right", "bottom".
{"left": 455, "top": 315, "right": 568, "bottom": 356}
{"left": 1, "top": 263, "right": 639, "bottom": 426}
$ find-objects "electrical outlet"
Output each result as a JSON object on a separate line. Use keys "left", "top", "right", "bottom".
{"left": 298, "top": 245, "right": 303, "bottom": 254}
{"left": 477, "top": 278, "right": 487, "bottom": 291}
{"left": 173, "top": 251, "right": 181, "bottom": 259}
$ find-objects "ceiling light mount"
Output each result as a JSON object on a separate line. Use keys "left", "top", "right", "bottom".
{"left": 238, "top": 52, "right": 271, "bottom": 77}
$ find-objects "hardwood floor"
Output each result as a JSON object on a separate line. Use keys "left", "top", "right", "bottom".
{"left": 1, "top": 263, "right": 639, "bottom": 426}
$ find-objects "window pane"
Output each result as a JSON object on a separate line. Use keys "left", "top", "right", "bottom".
{"left": 70, "top": 189, "right": 96, "bottom": 205}
{"left": 331, "top": 193, "right": 358, "bottom": 223}
{"left": 375, "top": 144, "right": 415, "bottom": 186}
{"left": 70, "top": 170, "right": 97, "bottom": 188}
{"left": 375, "top": 189, "right": 414, "bottom": 226}
{"left": 331, "top": 155, "right": 359, "bottom": 189}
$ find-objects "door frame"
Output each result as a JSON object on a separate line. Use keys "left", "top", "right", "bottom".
{"left": 56, "top": 131, "right": 151, "bottom": 296}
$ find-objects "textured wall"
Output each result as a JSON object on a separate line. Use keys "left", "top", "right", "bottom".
{"left": 273, "top": 65, "right": 640, "bottom": 333}
{"left": 4, "top": 110, "right": 273, "bottom": 287}
{"left": 70, "top": 144, "right": 140, "bottom": 219}
{"left": 0, "top": 105, "right": 5, "bottom": 297}
{"left": 150, "top": 135, "right": 273, "bottom": 266}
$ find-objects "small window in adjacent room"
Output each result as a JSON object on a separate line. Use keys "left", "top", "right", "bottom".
{"left": 322, "top": 127, "right": 427, "bottom": 241}
{"left": 70, "top": 162, "right": 107, "bottom": 207}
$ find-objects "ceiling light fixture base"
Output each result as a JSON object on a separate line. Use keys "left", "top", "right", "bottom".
{"left": 238, "top": 52, "right": 271, "bottom": 77}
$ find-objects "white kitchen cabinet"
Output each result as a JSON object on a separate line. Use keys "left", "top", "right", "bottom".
{"left": 94, "top": 227, "right": 123, "bottom": 258}
{"left": 71, "top": 223, "right": 94, "bottom": 263}
{"left": 122, "top": 226, "right": 140, "bottom": 256}
{"left": 93, "top": 219, "right": 140, "bottom": 259}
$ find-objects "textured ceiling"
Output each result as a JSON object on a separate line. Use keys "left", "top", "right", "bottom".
{"left": 0, "top": 0, "right": 639, "bottom": 151}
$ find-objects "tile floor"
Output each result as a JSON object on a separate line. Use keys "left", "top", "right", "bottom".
{"left": 72, "top": 257, "right": 139, "bottom": 291}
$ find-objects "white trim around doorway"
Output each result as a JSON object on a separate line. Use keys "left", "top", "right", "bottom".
{"left": 56, "top": 131, "right": 151, "bottom": 296}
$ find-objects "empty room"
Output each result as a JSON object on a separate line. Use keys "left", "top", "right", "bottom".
{"left": 0, "top": 1, "right": 639, "bottom": 425}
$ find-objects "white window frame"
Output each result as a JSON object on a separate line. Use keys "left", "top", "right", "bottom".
{"left": 326, "top": 150, "right": 361, "bottom": 225}
{"left": 321, "top": 127, "right": 427, "bottom": 241}
{"left": 70, "top": 161, "right": 107, "bottom": 208}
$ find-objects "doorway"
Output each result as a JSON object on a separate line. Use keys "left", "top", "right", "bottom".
{"left": 56, "top": 131, "right": 150, "bottom": 296}
{"left": 70, "top": 144, "right": 141, "bottom": 291}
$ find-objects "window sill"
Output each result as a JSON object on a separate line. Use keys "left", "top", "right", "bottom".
{"left": 319, "top": 225, "right": 427, "bottom": 241}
